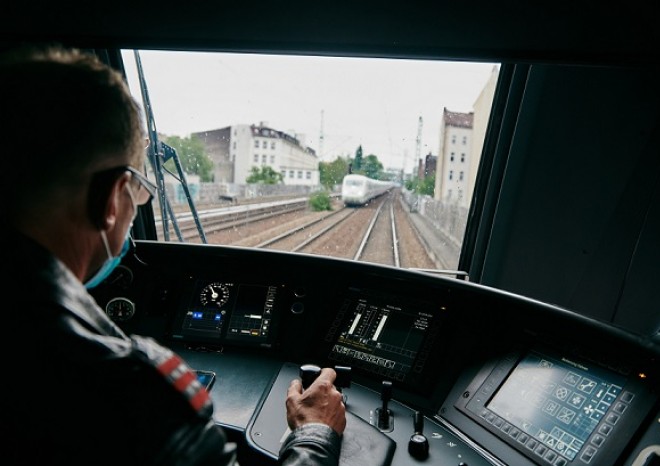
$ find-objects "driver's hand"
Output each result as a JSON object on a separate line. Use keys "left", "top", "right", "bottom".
{"left": 285, "top": 367, "right": 346, "bottom": 435}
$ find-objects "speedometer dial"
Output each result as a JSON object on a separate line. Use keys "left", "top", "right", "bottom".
{"left": 199, "top": 282, "right": 230, "bottom": 308}
{"left": 105, "top": 297, "right": 136, "bottom": 322}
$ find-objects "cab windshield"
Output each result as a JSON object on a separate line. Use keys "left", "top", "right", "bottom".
{"left": 121, "top": 49, "right": 499, "bottom": 273}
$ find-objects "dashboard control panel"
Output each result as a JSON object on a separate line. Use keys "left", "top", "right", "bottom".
{"left": 455, "top": 346, "right": 658, "bottom": 466}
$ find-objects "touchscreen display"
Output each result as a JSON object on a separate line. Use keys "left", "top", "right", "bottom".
{"left": 486, "top": 351, "right": 627, "bottom": 461}
{"left": 325, "top": 288, "right": 443, "bottom": 384}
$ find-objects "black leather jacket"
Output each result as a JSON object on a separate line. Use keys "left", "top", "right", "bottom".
{"left": 1, "top": 230, "right": 340, "bottom": 466}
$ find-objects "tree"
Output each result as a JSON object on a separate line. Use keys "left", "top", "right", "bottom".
{"left": 319, "top": 156, "right": 350, "bottom": 189}
{"left": 245, "top": 165, "right": 283, "bottom": 184}
{"left": 361, "top": 154, "right": 384, "bottom": 180}
{"left": 406, "top": 175, "right": 435, "bottom": 196}
{"left": 353, "top": 145, "right": 363, "bottom": 171}
{"left": 163, "top": 135, "right": 214, "bottom": 182}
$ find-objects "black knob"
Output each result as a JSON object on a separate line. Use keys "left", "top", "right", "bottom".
{"left": 334, "top": 365, "right": 352, "bottom": 389}
{"left": 381, "top": 380, "right": 392, "bottom": 402}
{"left": 408, "top": 411, "right": 429, "bottom": 460}
{"left": 299, "top": 364, "right": 321, "bottom": 389}
{"left": 408, "top": 433, "right": 429, "bottom": 460}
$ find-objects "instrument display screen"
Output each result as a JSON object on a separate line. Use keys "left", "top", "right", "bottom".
{"left": 171, "top": 280, "right": 279, "bottom": 347}
{"left": 325, "top": 287, "right": 445, "bottom": 387}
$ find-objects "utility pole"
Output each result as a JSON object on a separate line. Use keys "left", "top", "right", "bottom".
{"left": 319, "top": 109, "right": 325, "bottom": 160}
{"left": 415, "top": 115, "right": 423, "bottom": 179}
{"left": 409, "top": 115, "right": 423, "bottom": 213}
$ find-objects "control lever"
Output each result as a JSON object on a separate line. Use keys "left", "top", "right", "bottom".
{"left": 374, "top": 380, "right": 393, "bottom": 431}
{"left": 408, "top": 410, "right": 429, "bottom": 460}
{"left": 299, "top": 364, "right": 352, "bottom": 402}
{"left": 300, "top": 364, "right": 322, "bottom": 390}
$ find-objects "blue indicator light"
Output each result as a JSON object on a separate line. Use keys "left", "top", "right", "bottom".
{"left": 215, "top": 314, "right": 222, "bottom": 321}
{"left": 192, "top": 311, "right": 204, "bottom": 319}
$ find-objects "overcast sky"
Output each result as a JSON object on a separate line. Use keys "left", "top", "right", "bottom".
{"left": 122, "top": 49, "right": 498, "bottom": 173}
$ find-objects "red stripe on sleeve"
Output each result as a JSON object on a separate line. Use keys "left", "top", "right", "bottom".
{"left": 190, "top": 388, "right": 211, "bottom": 411}
{"left": 173, "top": 370, "right": 196, "bottom": 392}
{"left": 157, "top": 355, "right": 182, "bottom": 375}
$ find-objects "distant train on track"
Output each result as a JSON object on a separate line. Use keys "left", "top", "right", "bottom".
{"left": 341, "top": 174, "right": 396, "bottom": 206}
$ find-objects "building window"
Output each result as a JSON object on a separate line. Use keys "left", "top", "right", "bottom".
{"left": 461, "top": 153, "right": 465, "bottom": 162}
{"left": 462, "top": 136, "right": 467, "bottom": 145}
{"left": 451, "top": 135, "right": 456, "bottom": 144}
{"left": 449, "top": 170, "right": 453, "bottom": 180}
{"left": 232, "top": 141, "right": 236, "bottom": 149}
{"left": 459, "top": 171, "right": 464, "bottom": 181}
{"left": 253, "top": 154, "right": 258, "bottom": 162}
{"left": 262, "top": 141, "right": 267, "bottom": 148}
{"left": 306, "top": 171, "right": 311, "bottom": 179}
{"left": 262, "top": 155, "right": 267, "bottom": 163}
{"left": 297, "top": 171, "right": 302, "bottom": 179}
{"left": 271, "top": 142, "right": 276, "bottom": 149}
{"left": 270, "top": 155, "right": 275, "bottom": 164}
{"left": 254, "top": 140, "right": 259, "bottom": 148}
{"left": 281, "top": 171, "right": 286, "bottom": 178}
{"left": 450, "top": 152, "right": 455, "bottom": 162}
{"left": 289, "top": 170, "right": 294, "bottom": 178}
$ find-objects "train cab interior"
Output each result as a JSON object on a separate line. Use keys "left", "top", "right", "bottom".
{"left": 3, "top": 2, "right": 660, "bottom": 466}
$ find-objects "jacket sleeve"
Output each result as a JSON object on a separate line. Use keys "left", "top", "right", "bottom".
{"left": 278, "top": 424, "right": 342, "bottom": 466}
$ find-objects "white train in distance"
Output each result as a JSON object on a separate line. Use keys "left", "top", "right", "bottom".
{"left": 341, "top": 174, "right": 397, "bottom": 206}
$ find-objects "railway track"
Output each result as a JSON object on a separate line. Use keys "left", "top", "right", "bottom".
{"left": 155, "top": 190, "right": 440, "bottom": 270}
{"left": 155, "top": 197, "right": 309, "bottom": 241}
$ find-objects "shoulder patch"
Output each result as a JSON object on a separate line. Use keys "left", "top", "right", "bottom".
{"left": 130, "top": 335, "right": 212, "bottom": 415}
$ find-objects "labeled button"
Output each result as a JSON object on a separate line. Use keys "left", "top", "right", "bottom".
{"left": 598, "top": 424, "right": 613, "bottom": 436}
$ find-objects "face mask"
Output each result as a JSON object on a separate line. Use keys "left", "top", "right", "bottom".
{"left": 84, "top": 230, "right": 131, "bottom": 289}
{"left": 85, "top": 183, "right": 137, "bottom": 289}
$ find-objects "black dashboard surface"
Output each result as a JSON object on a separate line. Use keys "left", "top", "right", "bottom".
{"left": 91, "top": 240, "right": 660, "bottom": 466}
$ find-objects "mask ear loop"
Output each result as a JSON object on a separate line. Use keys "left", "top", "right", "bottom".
{"left": 99, "top": 230, "right": 113, "bottom": 262}
{"left": 124, "top": 181, "right": 149, "bottom": 266}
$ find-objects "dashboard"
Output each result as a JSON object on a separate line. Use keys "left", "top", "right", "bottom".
{"left": 91, "top": 240, "right": 660, "bottom": 466}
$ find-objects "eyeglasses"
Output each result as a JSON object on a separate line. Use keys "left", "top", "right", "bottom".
{"left": 125, "top": 166, "right": 157, "bottom": 205}
{"left": 91, "top": 165, "right": 157, "bottom": 207}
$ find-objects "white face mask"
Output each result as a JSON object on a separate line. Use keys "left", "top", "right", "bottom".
{"left": 84, "top": 183, "right": 138, "bottom": 289}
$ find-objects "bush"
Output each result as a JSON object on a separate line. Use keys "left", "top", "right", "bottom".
{"left": 309, "top": 191, "right": 333, "bottom": 211}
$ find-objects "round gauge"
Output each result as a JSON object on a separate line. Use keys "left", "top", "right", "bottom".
{"left": 199, "top": 282, "right": 230, "bottom": 308}
{"left": 106, "top": 265, "right": 134, "bottom": 289}
{"left": 105, "top": 297, "right": 136, "bottom": 322}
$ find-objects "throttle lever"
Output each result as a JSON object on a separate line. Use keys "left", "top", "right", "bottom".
{"left": 299, "top": 364, "right": 352, "bottom": 392}
{"left": 299, "top": 364, "right": 322, "bottom": 390}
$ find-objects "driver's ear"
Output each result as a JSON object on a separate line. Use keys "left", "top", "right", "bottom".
{"left": 88, "top": 172, "right": 130, "bottom": 230}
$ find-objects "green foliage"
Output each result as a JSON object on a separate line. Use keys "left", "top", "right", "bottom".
{"left": 319, "top": 151, "right": 386, "bottom": 188}
{"left": 407, "top": 175, "right": 435, "bottom": 196}
{"left": 319, "top": 156, "right": 350, "bottom": 189}
{"left": 245, "top": 165, "right": 283, "bottom": 184}
{"left": 309, "top": 191, "right": 333, "bottom": 211}
{"left": 163, "top": 135, "right": 214, "bottom": 182}
{"left": 361, "top": 154, "right": 383, "bottom": 179}
{"left": 353, "top": 145, "right": 363, "bottom": 171}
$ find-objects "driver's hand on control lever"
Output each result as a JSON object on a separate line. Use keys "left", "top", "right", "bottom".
{"left": 286, "top": 367, "right": 347, "bottom": 435}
